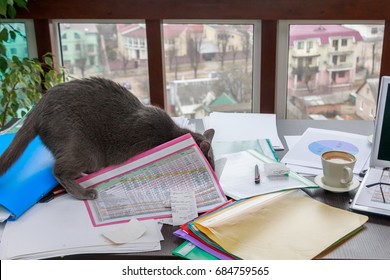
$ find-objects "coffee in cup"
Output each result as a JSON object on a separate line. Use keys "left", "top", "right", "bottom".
{"left": 321, "top": 151, "right": 356, "bottom": 188}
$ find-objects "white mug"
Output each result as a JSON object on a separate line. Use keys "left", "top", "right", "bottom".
{"left": 321, "top": 151, "right": 356, "bottom": 188}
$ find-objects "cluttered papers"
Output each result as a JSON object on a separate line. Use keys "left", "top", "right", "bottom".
{"left": 0, "top": 194, "right": 163, "bottom": 259}
{"left": 217, "top": 149, "right": 315, "bottom": 200}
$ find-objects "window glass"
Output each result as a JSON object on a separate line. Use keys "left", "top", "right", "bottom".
{"left": 0, "top": 22, "right": 29, "bottom": 60}
{"left": 57, "top": 23, "right": 150, "bottom": 104}
{"left": 162, "top": 23, "right": 255, "bottom": 118}
{"left": 286, "top": 24, "right": 384, "bottom": 121}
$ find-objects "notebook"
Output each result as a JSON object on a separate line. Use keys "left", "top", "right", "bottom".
{"left": 0, "top": 133, "right": 57, "bottom": 220}
{"left": 351, "top": 76, "right": 390, "bottom": 216}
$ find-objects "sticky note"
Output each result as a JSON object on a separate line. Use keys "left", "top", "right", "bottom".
{"left": 170, "top": 191, "right": 198, "bottom": 226}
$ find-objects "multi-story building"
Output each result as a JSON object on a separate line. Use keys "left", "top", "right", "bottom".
{"left": 59, "top": 24, "right": 100, "bottom": 76}
{"left": 288, "top": 25, "right": 363, "bottom": 96}
{"left": 287, "top": 25, "right": 369, "bottom": 119}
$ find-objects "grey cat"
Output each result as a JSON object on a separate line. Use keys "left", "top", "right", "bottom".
{"left": 0, "top": 77, "right": 215, "bottom": 200}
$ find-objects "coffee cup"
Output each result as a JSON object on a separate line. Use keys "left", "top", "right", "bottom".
{"left": 321, "top": 151, "right": 356, "bottom": 188}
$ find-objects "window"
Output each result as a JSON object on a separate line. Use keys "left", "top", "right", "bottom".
{"left": 277, "top": 21, "right": 384, "bottom": 120}
{"left": 56, "top": 22, "right": 150, "bottom": 104}
{"left": 162, "top": 21, "right": 259, "bottom": 118}
{"left": 0, "top": 22, "right": 30, "bottom": 60}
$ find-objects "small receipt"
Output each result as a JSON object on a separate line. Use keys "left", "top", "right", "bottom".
{"left": 264, "top": 162, "right": 290, "bottom": 176}
{"left": 170, "top": 191, "right": 198, "bottom": 226}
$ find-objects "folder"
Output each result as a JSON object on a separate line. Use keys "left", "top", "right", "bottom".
{"left": 193, "top": 190, "right": 368, "bottom": 259}
{"left": 172, "top": 240, "right": 219, "bottom": 260}
{"left": 0, "top": 133, "right": 58, "bottom": 220}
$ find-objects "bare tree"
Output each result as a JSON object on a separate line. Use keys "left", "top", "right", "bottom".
{"left": 167, "top": 43, "right": 179, "bottom": 80}
{"left": 118, "top": 50, "right": 130, "bottom": 74}
{"left": 186, "top": 31, "right": 203, "bottom": 79}
{"left": 212, "top": 66, "right": 252, "bottom": 102}
{"left": 75, "top": 57, "right": 87, "bottom": 77}
{"left": 217, "top": 31, "right": 229, "bottom": 70}
{"left": 241, "top": 31, "right": 251, "bottom": 74}
{"left": 232, "top": 45, "right": 238, "bottom": 64}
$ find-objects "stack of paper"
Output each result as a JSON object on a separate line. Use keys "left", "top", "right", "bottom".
{"left": 203, "top": 112, "right": 284, "bottom": 150}
{"left": 173, "top": 190, "right": 368, "bottom": 260}
{"left": 0, "top": 194, "right": 163, "bottom": 259}
{"left": 216, "top": 149, "right": 315, "bottom": 200}
{"left": 171, "top": 116, "right": 193, "bottom": 130}
{"left": 282, "top": 128, "right": 371, "bottom": 175}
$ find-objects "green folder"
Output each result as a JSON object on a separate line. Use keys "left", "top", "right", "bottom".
{"left": 172, "top": 241, "right": 219, "bottom": 260}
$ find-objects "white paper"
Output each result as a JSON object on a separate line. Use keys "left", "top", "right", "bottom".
{"left": 102, "top": 219, "right": 147, "bottom": 244}
{"left": 203, "top": 112, "right": 284, "bottom": 150}
{"left": 170, "top": 191, "right": 198, "bottom": 226}
{"left": 0, "top": 206, "right": 11, "bottom": 222}
{"left": 281, "top": 128, "right": 371, "bottom": 174}
{"left": 0, "top": 194, "right": 162, "bottom": 259}
{"left": 218, "top": 150, "right": 315, "bottom": 200}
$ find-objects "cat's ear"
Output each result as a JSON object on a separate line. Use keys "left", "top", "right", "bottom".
{"left": 200, "top": 141, "right": 211, "bottom": 156}
{"left": 203, "top": 128, "right": 215, "bottom": 143}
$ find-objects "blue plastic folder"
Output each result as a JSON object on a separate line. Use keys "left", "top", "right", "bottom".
{"left": 0, "top": 133, "right": 57, "bottom": 220}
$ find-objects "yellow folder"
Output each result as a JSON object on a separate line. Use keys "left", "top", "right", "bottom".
{"left": 194, "top": 190, "right": 368, "bottom": 259}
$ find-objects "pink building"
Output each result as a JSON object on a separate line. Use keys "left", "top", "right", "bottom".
{"left": 288, "top": 25, "right": 363, "bottom": 97}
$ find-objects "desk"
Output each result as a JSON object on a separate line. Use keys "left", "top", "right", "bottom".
{"left": 60, "top": 120, "right": 390, "bottom": 260}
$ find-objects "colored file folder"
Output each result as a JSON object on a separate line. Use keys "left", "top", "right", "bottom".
{"left": 192, "top": 190, "right": 368, "bottom": 260}
{"left": 0, "top": 133, "right": 58, "bottom": 220}
{"left": 172, "top": 240, "right": 219, "bottom": 260}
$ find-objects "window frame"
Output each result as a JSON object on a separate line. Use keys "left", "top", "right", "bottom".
{"left": 0, "top": 19, "right": 38, "bottom": 59}
{"left": 276, "top": 20, "right": 385, "bottom": 119}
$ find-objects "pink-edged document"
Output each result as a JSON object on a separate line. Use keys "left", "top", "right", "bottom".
{"left": 77, "top": 134, "right": 227, "bottom": 227}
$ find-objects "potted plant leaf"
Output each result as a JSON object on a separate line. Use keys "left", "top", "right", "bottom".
{"left": 0, "top": 0, "right": 67, "bottom": 130}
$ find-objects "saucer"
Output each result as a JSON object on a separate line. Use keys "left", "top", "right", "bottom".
{"left": 314, "top": 174, "right": 360, "bottom": 193}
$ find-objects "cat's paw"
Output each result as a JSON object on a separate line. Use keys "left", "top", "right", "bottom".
{"left": 84, "top": 189, "right": 98, "bottom": 200}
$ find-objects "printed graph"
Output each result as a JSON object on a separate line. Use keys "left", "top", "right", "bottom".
{"left": 308, "top": 140, "right": 359, "bottom": 156}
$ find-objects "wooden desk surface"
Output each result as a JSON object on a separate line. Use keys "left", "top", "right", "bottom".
{"left": 61, "top": 120, "right": 390, "bottom": 260}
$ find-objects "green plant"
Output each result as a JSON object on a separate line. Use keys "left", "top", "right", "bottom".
{"left": 0, "top": 0, "right": 67, "bottom": 129}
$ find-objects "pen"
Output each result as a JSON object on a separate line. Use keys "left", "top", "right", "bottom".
{"left": 255, "top": 164, "right": 260, "bottom": 184}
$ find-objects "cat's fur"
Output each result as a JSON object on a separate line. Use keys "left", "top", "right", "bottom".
{"left": 0, "top": 77, "right": 215, "bottom": 200}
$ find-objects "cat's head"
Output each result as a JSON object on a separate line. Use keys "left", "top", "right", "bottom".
{"left": 193, "top": 129, "right": 215, "bottom": 170}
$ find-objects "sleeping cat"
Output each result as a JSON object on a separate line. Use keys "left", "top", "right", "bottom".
{"left": 0, "top": 77, "right": 215, "bottom": 200}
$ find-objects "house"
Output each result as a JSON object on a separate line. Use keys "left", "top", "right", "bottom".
{"left": 167, "top": 77, "right": 218, "bottom": 118}
{"left": 355, "top": 78, "right": 379, "bottom": 120}
{"left": 59, "top": 23, "right": 100, "bottom": 76}
{"left": 288, "top": 24, "right": 363, "bottom": 96}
